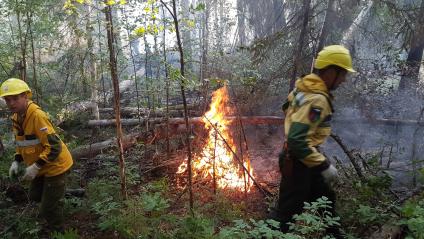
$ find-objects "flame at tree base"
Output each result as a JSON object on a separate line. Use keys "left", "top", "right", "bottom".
{"left": 177, "top": 86, "right": 254, "bottom": 192}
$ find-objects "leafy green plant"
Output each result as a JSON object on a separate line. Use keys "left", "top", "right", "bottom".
{"left": 218, "top": 197, "right": 340, "bottom": 239}
{"left": 91, "top": 196, "right": 121, "bottom": 219}
{"left": 399, "top": 199, "right": 424, "bottom": 239}
{"left": 288, "top": 196, "right": 340, "bottom": 239}
{"left": 141, "top": 192, "right": 169, "bottom": 213}
{"left": 51, "top": 228, "right": 79, "bottom": 239}
{"left": 89, "top": 179, "right": 174, "bottom": 239}
{"left": 174, "top": 214, "right": 215, "bottom": 239}
{"left": 63, "top": 197, "right": 84, "bottom": 215}
{"left": 14, "top": 217, "right": 41, "bottom": 239}
{"left": 218, "top": 219, "right": 299, "bottom": 239}
{"left": 200, "top": 192, "right": 244, "bottom": 223}
{"left": 355, "top": 204, "right": 387, "bottom": 225}
{"left": 87, "top": 178, "right": 121, "bottom": 203}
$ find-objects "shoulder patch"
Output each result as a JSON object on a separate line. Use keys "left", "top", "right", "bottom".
{"left": 40, "top": 127, "right": 48, "bottom": 132}
{"left": 309, "top": 107, "right": 321, "bottom": 123}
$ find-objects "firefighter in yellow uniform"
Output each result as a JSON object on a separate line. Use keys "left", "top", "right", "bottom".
{"left": 274, "top": 45, "right": 355, "bottom": 237}
{"left": 1, "top": 78, "right": 73, "bottom": 232}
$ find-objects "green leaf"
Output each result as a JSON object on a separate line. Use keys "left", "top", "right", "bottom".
{"left": 194, "top": 3, "right": 205, "bottom": 11}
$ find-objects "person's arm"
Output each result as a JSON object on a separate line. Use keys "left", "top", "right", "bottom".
{"left": 33, "top": 110, "right": 63, "bottom": 167}
{"left": 286, "top": 95, "right": 331, "bottom": 169}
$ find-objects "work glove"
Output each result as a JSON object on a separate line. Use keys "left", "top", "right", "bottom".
{"left": 22, "top": 163, "right": 41, "bottom": 181}
{"left": 9, "top": 161, "right": 20, "bottom": 177}
{"left": 321, "top": 164, "right": 338, "bottom": 182}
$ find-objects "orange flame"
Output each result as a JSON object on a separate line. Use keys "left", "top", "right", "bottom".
{"left": 177, "top": 86, "right": 254, "bottom": 191}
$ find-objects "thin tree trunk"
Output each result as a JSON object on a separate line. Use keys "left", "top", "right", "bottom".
{"left": 161, "top": 0, "right": 194, "bottom": 212}
{"left": 104, "top": 3, "right": 127, "bottom": 200}
{"left": 142, "top": 21, "right": 151, "bottom": 174}
{"left": 218, "top": 0, "right": 224, "bottom": 52}
{"left": 399, "top": 0, "right": 424, "bottom": 91}
{"left": 200, "top": 0, "right": 210, "bottom": 113}
{"left": 143, "top": 31, "right": 151, "bottom": 109}
{"left": 271, "top": 0, "right": 286, "bottom": 33}
{"left": 172, "top": 0, "right": 194, "bottom": 212}
{"left": 317, "top": 0, "right": 335, "bottom": 53}
{"left": 340, "top": 0, "right": 374, "bottom": 48}
{"left": 28, "top": 11, "right": 40, "bottom": 104}
{"left": 237, "top": 0, "right": 246, "bottom": 47}
{"left": 411, "top": 107, "right": 424, "bottom": 187}
{"left": 181, "top": 0, "right": 192, "bottom": 71}
{"left": 121, "top": 8, "right": 141, "bottom": 120}
{"left": 152, "top": 2, "right": 160, "bottom": 112}
{"left": 16, "top": 5, "right": 27, "bottom": 81}
{"left": 0, "top": 137, "right": 4, "bottom": 157}
{"left": 97, "top": 10, "right": 107, "bottom": 107}
{"left": 86, "top": 5, "right": 100, "bottom": 125}
{"left": 290, "top": 0, "right": 311, "bottom": 91}
{"left": 162, "top": 5, "right": 170, "bottom": 161}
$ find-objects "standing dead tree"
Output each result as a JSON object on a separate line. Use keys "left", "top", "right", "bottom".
{"left": 104, "top": 2, "right": 127, "bottom": 200}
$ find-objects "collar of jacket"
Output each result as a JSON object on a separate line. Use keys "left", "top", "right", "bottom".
{"left": 295, "top": 74, "right": 332, "bottom": 100}
{"left": 12, "top": 101, "right": 40, "bottom": 124}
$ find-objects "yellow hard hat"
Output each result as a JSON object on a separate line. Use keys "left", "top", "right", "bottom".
{"left": 314, "top": 45, "right": 356, "bottom": 72}
{"left": 0, "top": 78, "right": 32, "bottom": 98}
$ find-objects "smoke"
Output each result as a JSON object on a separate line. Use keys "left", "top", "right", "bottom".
{"left": 242, "top": 124, "right": 284, "bottom": 184}
{"left": 322, "top": 101, "right": 424, "bottom": 187}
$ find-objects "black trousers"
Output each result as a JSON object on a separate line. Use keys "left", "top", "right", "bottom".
{"left": 275, "top": 159, "right": 337, "bottom": 232}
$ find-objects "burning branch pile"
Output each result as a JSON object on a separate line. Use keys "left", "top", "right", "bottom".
{"left": 177, "top": 86, "right": 254, "bottom": 192}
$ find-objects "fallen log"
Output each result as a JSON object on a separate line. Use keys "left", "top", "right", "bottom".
{"left": 141, "top": 159, "right": 181, "bottom": 175}
{"left": 335, "top": 118, "right": 424, "bottom": 126}
{"left": 89, "top": 116, "right": 424, "bottom": 127}
{"left": 88, "top": 116, "right": 424, "bottom": 129}
{"left": 99, "top": 107, "right": 199, "bottom": 118}
{"left": 71, "top": 132, "right": 154, "bottom": 160}
{"left": 88, "top": 116, "right": 285, "bottom": 127}
{"left": 88, "top": 118, "right": 164, "bottom": 127}
{"left": 99, "top": 104, "right": 197, "bottom": 113}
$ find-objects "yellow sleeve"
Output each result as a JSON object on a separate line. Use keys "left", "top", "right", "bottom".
{"left": 287, "top": 94, "right": 331, "bottom": 168}
{"left": 33, "top": 110, "right": 63, "bottom": 165}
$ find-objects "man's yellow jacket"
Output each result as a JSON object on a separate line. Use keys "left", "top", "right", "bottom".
{"left": 12, "top": 101, "right": 73, "bottom": 177}
{"left": 283, "top": 74, "right": 333, "bottom": 169}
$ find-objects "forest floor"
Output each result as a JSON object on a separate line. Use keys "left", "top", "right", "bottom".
{"left": 0, "top": 124, "right": 423, "bottom": 238}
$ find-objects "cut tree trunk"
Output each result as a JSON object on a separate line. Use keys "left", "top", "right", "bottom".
{"left": 88, "top": 116, "right": 424, "bottom": 127}
{"left": 88, "top": 116, "right": 285, "bottom": 127}
{"left": 98, "top": 107, "right": 199, "bottom": 117}
{"left": 71, "top": 132, "right": 153, "bottom": 160}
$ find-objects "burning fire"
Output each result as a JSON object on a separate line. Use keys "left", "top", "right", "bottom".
{"left": 177, "top": 86, "right": 254, "bottom": 191}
